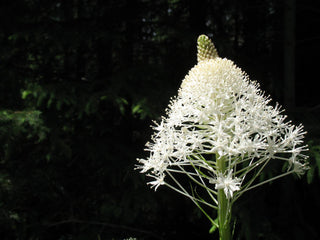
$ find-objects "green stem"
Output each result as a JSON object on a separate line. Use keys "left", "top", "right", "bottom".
{"left": 216, "top": 156, "right": 232, "bottom": 240}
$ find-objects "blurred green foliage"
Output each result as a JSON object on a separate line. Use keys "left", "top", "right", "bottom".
{"left": 307, "top": 141, "right": 320, "bottom": 184}
{"left": 0, "top": 0, "right": 320, "bottom": 239}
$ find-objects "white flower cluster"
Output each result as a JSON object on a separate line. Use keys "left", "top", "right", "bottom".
{"left": 137, "top": 35, "right": 308, "bottom": 201}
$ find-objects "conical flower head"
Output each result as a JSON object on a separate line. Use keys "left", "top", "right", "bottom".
{"left": 197, "top": 34, "right": 218, "bottom": 62}
{"left": 137, "top": 35, "right": 308, "bottom": 195}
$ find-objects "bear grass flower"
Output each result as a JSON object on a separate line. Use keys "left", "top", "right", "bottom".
{"left": 210, "top": 170, "right": 241, "bottom": 199}
{"left": 136, "top": 35, "right": 308, "bottom": 240}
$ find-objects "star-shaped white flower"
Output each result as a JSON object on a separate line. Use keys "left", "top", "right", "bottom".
{"left": 147, "top": 173, "right": 165, "bottom": 191}
{"left": 210, "top": 170, "right": 241, "bottom": 199}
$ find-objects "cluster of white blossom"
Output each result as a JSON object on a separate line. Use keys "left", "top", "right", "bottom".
{"left": 136, "top": 35, "right": 308, "bottom": 201}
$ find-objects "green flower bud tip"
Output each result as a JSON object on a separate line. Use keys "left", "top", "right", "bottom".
{"left": 197, "top": 34, "right": 218, "bottom": 63}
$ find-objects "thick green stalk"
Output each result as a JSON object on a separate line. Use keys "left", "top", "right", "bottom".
{"left": 216, "top": 156, "right": 232, "bottom": 240}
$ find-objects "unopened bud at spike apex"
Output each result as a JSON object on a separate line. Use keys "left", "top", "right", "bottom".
{"left": 197, "top": 34, "right": 218, "bottom": 62}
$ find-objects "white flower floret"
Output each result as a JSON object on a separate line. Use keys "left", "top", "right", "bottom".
{"left": 147, "top": 173, "right": 165, "bottom": 191}
{"left": 210, "top": 170, "right": 241, "bottom": 199}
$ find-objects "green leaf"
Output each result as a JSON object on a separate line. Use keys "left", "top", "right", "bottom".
{"left": 116, "top": 97, "right": 128, "bottom": 115}
{"left": 209, "top": 218, "right": 219, "bottom": 233}
{"left": 9, "top": 212, "right": 20, "bottom": 221}
{"left": 132, "top": 104, "right": 142, "bottom": 115}
{"left": 100, "top": 95, "right": 108, "bottom": 101}
{"left": 56, "top": 101, "right": 62, "bottom": 110}
{"left": 314, "top": 148, "right": 320, "bottom": 177}
{"left": 21, "top": 90, "right": 32, "bottom": 99}
{"left": 309, "top": 143, "right": 320, "bottom": 179}
{"left": 307, "top": 166, "right": 315, "bottom": 184}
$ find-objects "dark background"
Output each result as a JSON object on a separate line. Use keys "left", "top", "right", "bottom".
{"left": 0, "top": 0, "right": 320, "bottom": 239}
